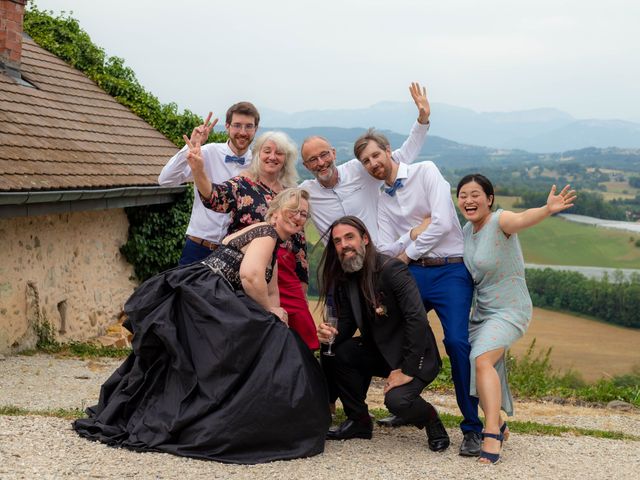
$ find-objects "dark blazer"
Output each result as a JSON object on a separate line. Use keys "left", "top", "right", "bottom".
{"left": 334, "top": 253, "right": 441, "bottom": 384}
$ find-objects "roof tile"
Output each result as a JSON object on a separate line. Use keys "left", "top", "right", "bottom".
{"left": 0, "top": 38, "right": 181, "bottom": 192}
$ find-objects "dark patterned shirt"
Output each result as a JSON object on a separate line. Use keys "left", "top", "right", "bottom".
{"left": 201, "top": 224, "right": 280, "bottom": 290}
{"left": 201, "top": 176, "right": 309, "bottom": 284}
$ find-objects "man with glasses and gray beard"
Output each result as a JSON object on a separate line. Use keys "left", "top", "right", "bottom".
{"left": 315, "top": 216, "right": 449, "bottom": 452}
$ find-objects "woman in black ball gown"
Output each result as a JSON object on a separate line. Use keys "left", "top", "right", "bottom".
{"left": 74, "top": 188, "right": 330, "bottom": 464}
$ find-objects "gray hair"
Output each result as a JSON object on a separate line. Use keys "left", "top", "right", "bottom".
{"left": 247, "top": 131, "right": 299, "bottom": 187}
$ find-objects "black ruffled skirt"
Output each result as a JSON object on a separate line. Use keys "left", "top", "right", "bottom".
{"left": 74, "top": 262, "right": 330, "bottom": 464}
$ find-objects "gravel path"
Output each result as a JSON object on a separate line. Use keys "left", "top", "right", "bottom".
{"left": 1, "top": 354, "right": 639, "bottom": 479}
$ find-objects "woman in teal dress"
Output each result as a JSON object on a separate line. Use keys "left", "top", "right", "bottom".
{"left": 456, "top": 174, "right": 576, "bottom": 464}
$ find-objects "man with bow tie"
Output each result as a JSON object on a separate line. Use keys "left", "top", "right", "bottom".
{"left": 354, "top": 130, "right": 484, "bottom": 457}
{"left": 159, "top": 102, "right": 260, "bottom": 265}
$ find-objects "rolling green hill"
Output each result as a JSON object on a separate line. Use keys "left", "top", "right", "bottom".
{"left": 496, "top": 196, "right": 640, "bottom": 268}
{"left": 518, "top": 216, "right": 640, "bottom": 268}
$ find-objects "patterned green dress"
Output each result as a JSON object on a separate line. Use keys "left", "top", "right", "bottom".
{"left": 462, "top": 209, "right": 532, "bottom": 415}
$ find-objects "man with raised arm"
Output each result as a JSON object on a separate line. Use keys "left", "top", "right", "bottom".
{"left": 300, "top": 83, "right": 430, "bottom": 244}
{"left": 353, "top": 129, "right": 484, "bottom": 457}
{"left": 159, "top": 102, "right": 260, "bottom": 265}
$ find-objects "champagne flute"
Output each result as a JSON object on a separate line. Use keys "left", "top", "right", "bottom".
{"left": 323, "top": 305, "right": 338, "bottom": 357}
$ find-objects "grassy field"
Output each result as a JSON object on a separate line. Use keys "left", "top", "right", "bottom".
{"left": 518, "top": 215, "right": 640, "bottom": 268}
{"left": 493, "top": 195, "right": 640, "bottom": 268}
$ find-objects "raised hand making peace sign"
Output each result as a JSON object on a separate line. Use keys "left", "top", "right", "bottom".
{"left": 187, "top": 112, "right": 219, "bottom": 147}
{"left": 182, "top": 134, "right": 213, "bottom": 198}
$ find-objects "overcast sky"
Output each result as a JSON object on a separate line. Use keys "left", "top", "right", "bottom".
{"left": 33, "top": 0, "right": 640, "bottom": 122}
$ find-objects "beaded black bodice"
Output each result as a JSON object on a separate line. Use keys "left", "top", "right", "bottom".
{"left": 201, "top": 224, "right": 281, "bottom": 290}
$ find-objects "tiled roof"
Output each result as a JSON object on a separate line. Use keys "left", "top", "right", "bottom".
{"left": 0, "top": 37, "right": 179, "bottom": 191}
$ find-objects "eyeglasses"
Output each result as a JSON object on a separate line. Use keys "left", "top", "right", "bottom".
{"left": 287, "top": 209, "right": 309, "bottom": 220}
{"left": 229, "top": 123, "right": 256, "bottom": 132}
{"left": 304, "top": 150, "right": 332, "bottom": 167}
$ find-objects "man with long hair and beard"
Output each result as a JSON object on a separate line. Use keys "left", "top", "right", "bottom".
{"left": 317, "top": 216, "right": 449, "bottom": 452}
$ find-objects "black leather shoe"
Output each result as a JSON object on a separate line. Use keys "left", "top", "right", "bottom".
{"left": 326, "top": 418, "right": 373, "bottom": 440}
{"left": 376, "top": 415, "right": 409, "bottom": 428}
{"left": 459, "top": 430, "right": 482, "bottom": 457}
{"left": 425, "top": 416, "right": 450, "bottom": 452}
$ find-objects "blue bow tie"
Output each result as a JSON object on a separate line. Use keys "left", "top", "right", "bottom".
{"left": 224, "top": 155, "right": 246, "bottom": 165}
{"left": 384, "top": 178, "right": 404, "bottom": 197}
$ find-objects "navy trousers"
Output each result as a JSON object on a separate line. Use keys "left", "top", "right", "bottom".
{"left": 409, "top": 262, "right": 482, "bottom": 433}
{"left": 178, "top": 237, "right": 215, "bottom": 266}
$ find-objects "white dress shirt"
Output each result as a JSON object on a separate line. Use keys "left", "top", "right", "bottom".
{"left": 300, "top": 121, "right": 429, "bottom": 244}
{"left": 377, "top": 161, "right": 464, "bottom": 259}
{"left": 158, "top": 142, "right": 252, "bottom": 243}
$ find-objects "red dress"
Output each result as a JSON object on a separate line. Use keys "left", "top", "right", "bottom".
{"left": 277, "top": 246, "right": 320, "bottom": 350}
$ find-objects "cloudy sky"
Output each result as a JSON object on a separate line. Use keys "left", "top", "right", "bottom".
{"left": 34, "top": 0, "right": 640, "bottom": 121}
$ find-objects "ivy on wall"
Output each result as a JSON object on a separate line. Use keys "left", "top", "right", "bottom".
{"left": 24, "top": 4, "right": 226, "bottom": 280}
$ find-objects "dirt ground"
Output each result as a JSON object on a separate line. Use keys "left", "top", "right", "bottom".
{"left": 310, "top": 303, "right": 640, "bottom": 382}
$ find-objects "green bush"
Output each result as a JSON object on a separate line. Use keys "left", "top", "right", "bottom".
{"left": 119, "top": 186, "right": 194, "bottom": 280}
{"left": 506, "top": 340, "right": 640, "bottom": 407}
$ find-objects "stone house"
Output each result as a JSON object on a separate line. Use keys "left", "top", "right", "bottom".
{"left": 0, "top": 0, "right": 183, "bottom": 352}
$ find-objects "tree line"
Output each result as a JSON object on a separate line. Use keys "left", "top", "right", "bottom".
{"left": 525, "top": 268, "right": 640, "bottom": 329}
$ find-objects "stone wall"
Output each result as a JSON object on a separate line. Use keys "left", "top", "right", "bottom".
{"left": 0, "top": 209, "right": 138, "bottom": 352}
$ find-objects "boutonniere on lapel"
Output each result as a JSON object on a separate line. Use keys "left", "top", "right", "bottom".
{"left": 374, "top": 292, "right": 388, "bottom": 316}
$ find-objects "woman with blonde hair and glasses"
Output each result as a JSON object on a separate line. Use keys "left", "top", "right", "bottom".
{"left": 74, "top": 188, "right": 330, "bottom": 464}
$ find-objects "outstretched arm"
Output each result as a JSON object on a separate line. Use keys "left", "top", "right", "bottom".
{"left": 499, "top": 185, "right": 577, "bottom": 235}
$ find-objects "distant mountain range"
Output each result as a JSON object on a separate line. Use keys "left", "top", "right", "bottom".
{"left": 259, "top": 102, "right": 640, "bottom": 153}
{"left": 268, "top": 127, "right": 640, "bottom": 177}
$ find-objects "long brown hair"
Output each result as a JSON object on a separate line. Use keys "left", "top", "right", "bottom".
{"left": 318, "top": 216, "right": 379, "bottom": 309}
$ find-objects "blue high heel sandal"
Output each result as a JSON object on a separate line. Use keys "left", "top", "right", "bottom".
{"left": 478, "top": 431, "right": 504, "bottom": 464}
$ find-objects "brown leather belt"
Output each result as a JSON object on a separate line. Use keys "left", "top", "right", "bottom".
{"left": 186, "top": 235, "right": 219, "bottom": 251}
{"left": 410, "top": 256, "right": 464, "bottom": 267}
